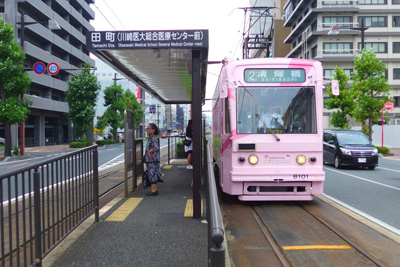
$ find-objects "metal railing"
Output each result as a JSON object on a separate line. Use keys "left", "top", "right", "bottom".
{"left": 166, "top": 135, "right": 186, "bottom": 164}
{"left": 205, "top": 138, "right": 225, "bottom": 267}
{"left": 0, "top": 145, "right": 99, "bottom": 267}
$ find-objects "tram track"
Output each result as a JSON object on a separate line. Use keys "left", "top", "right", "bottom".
{"left": 247, "top": 203, "right": 387, "bottom": 267}
{"left": 223, "top": 198, "right": 399, "bottom": 267}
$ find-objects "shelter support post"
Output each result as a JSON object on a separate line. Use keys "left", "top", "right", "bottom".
{"left": 192, "top": 50, "right": 202, "bottom": 219}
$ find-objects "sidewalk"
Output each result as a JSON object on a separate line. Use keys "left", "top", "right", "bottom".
{"left": 42, "top": 159, "right": 208, "bottom": 267}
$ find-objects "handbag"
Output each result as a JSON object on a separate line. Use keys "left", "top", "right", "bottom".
{"left": 183, "top": 139, "right": 192, "bottom": 146}
{"left": 142, "top": 170, "right": 150, "bottom": 189}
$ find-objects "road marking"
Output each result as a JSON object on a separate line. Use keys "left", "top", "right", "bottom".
{"left": 282, "top": 245, "right": 351, "bottom": 250}
{"left": 163, "top": 165, "right": 172, "bottom": 169}
{"left": 105, "top": 197, "right": 143, "bottom": 222}
{"left": 376, "top": 166, "right": 400, "bottom": 173}
{"left": 325, "top": 168, "right": 400, "bottom": 191}
{"left": 319, "top": 194, "right": 400, "bottom": 242}
{"left": 184, "top": 199, "right": 203, "bottom": 217}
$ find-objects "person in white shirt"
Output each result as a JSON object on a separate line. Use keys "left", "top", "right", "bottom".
{"left": 259, "top": 104, "right": 283, "bottom": 129}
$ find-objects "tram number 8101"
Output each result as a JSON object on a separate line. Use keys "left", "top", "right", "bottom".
{"left": 293, "top": 174, "right": 309, "bottom": 179}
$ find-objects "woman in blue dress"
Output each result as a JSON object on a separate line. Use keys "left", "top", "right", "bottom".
{"left": 144, "top": 123, "right": 163, "bottom": 196}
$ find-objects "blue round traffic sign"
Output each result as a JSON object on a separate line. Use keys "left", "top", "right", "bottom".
{"left": 33, "top": 62, "right": 46, "bottom": 75}
{"left": 47, "top": 62, "right": 60, "bottom": 75}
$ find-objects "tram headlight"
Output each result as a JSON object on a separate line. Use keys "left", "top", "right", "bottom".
{"left": 296, "top": 155, "right": 307, "bottom": 165}
{"left": 248, "top": 154, "right": 258, "bottom": 165}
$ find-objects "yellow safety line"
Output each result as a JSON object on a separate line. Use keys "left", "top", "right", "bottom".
{"left": 282, "top": 245, "right": 351, "bottom": 250}
{"left": 105, "top": 198, "right": 143, "bottom": 222}
{"left": 184, "top": 199, "right": 203, "bottom": 217}
{"left": 163, "top": 165, "right": 173, "bottom": 169}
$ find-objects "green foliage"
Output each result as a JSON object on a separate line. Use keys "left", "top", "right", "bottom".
{"left": 97, "top": 83, "right": 126, "bottom": 138}
{"left": 325, "top": 67, "right": 354, "bottom": 129}
{"left": 69, "top": 142, "right": 93, "bottom": 148}
{"left": 375, "top": 146, "right": 390, "bottom": 155}
{"left": 65, "top": 62, "right": 101, "bottom": 136}
{"left": 176, "top": 140, "right": 186, "bottom": 158}
{"left": 96, "top": 139, "right": 114, "bottom": 146}
{"left": 351, "top": 50, "right": 393, "bottom": 140}
{"left": 0, "top": 18, "right": 32, "bottom": 156}
{"left": 12, "top": 145, "right": 20, "bottom": 156}
{"left": 123, "top": 90, "right": 144, "bottom": 129}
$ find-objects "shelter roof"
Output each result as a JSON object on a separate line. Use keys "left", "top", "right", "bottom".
{"left": 86, "top": 30, "right": 209, "bottom": 104}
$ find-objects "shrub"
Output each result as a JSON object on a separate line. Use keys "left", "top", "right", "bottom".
{"left": 176, "top": 140, "right": 186, "bottom": 158}
{"left": 70, "top": 142, "right": 92, "bottom": 148}
{"left": 375, "top": 146, "right": 390, "bottom": 155}
{"left": 96, "top": 139, "right": 114, "bottom": 146}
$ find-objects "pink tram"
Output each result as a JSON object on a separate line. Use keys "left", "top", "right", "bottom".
{"left": 212, "top": 58, "right": 335, "bottom": 201}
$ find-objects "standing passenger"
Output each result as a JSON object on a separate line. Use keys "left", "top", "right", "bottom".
{"left": 144, "top": 123, "right": 163, "bottom": 196}
{"left": 185, "top": 119, "right": 193, "bottom": 169}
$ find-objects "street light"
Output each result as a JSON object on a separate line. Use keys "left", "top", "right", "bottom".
{"left": 328, "top": 18, "right": 369, "bottom": 51}
{"left": 16, "top": 12, "right": 61, "bottom": 155}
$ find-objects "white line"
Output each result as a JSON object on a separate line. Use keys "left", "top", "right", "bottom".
{"left": 325, "top": 167, "right": 400, "bottom": 191}
{"left": 376, "top": 166, "right": 400, "bottom": 173}
{"left": 322, "top": 194, "right": 400, "bottom": 237}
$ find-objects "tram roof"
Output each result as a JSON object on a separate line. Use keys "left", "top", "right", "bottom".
{"left": 86, "top": 30, "right": 209, "bottom": 104}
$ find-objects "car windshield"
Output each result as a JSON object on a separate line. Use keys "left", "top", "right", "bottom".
{"left": 236, "top": 86, "right": 316, "bottom": 134}
{"left": 336, "top": 132, "right": 370, "bottom": 145}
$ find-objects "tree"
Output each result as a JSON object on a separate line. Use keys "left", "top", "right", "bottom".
{"left": 351, "top": 49, "right": 393, "bottom": 140}
{"left": 325, "top": 66, "right": 354, "bottom": 129}
{"left": 65, "top": 62, "right": 101, "bottom": 140}
{"left": 97, "top": 82, "right": 126, "bottom": 142}
{"left": 123, "top": 89, "right": 144, "bottom": 129}
{"left": 0, "top": 19, "right": 32, "bottom": 156}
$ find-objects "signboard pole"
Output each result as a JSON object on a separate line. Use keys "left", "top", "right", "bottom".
{"left": 124, "top": 110, "right": 135, "bottom": 197}
{"left": 381, "top": 107, "right": 384, "bottom": 147}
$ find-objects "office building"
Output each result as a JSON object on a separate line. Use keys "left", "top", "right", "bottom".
{"left": 282, "top": 0, "right": 400, "bottom": 126}
{"left": 1, "top": 0, "right": 95, "bottom": 146}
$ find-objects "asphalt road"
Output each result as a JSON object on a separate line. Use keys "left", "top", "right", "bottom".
{"left": 323, "top": 157, "right": 400, "bottom": 232}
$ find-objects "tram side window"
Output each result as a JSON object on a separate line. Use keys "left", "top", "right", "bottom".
{"left": 225, "top": 98, "right": 230, "bottom": 134}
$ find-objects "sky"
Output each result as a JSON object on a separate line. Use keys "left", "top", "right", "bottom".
{"left": 90, "top": 0, "right": 248, "bottom": 111}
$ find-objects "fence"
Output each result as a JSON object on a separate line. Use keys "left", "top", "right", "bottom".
{"left": 166, "top": 135, "right": 186, "bottom": 163}
{"left": 0, "top": 145, "right": 99, "bottom": 267}
{"left": 352, "top": 125, "right": 400, "bottom": 148}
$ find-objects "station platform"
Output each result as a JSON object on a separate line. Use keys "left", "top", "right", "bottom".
{"left": 42, "top": 159, "right": 208, "bottom": 267}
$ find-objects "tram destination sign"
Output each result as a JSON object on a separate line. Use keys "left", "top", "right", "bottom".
{"left": 244, "top": 69, "right": 306, "bottom": 83}
{"left": 87, "top": 30, "right": 208, "bottom": 50}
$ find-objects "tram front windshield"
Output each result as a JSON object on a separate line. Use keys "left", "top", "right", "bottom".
{"left": 236, "top": 87, "right": 316, "bottom": 134}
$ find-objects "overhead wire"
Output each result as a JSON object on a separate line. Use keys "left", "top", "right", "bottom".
{"left": 101, "top": 0, "right": 127, "bottom": 30}
{"left": 92, "top": 2, "right": 117, "bottom": 30}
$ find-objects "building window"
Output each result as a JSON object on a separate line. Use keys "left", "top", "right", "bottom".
{"left": 324, "top": 69, "right": 352, "bottom": 79}
{"left": 394, "top": 69, "right": 400, "bottom": 79}
{"left": 359, "top": 16, "right": 386, "bottom": 27}
{"left": 359, "top": 0, "right": 387, "bottom": 4}
{"left": 394, "top": 96, "right": 400, "bottom": 107}
{"left": 322, "top": 1, "right": 353, "bottom": 4}
{"left": 323, "top": 43, "right": 352, "bottom": 54}
{"left": 312, "top": 46, "right": 318, "bottom": 58}
{"left": 393, "top": 16, "right": 400, "bottom": 26}
{"left": 393, "top": 42, "right": 400, "bottom": 53}
{"left": 393, "top": 0, "right": 400, "bottom": 4}
{"left": 323, "top": 16, "right": 352, "bottom": 28}
{"left": 359, "top": 42, "right": 387, "bottom": 53}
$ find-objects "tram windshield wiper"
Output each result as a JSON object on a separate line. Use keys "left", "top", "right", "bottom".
{"left": 256, "top": 114, "right": 280, "bottom": 141}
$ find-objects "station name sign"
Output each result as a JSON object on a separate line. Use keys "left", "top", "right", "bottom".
{"left": 86, "top": 30, "right": 208, "bottom": 50}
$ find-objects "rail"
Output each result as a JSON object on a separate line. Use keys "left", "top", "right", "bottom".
{"left": 0, "top": 145, "right": 99, "bottom": 267}
{"left": 205, "top": 138, "right": 225, "bottom": 267}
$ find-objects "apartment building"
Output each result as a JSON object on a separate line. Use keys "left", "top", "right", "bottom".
{"left": 282, "top": 0, "right": 400, "bottom": 126}
{"left": 1, "top": 0, "right": 95, "bottom": 146}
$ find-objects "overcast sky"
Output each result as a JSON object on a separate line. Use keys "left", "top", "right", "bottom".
{"left": 90, "top": 0, "right": 247, "bottom": 110}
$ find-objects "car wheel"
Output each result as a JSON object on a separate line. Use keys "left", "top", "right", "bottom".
{"left": 334, "top": 155, "right": 342, "bottom": 169}
{"left": 368, "top": 166, "right": 376, "bottom": 170}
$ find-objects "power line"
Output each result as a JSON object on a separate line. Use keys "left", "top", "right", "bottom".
{"left": 102, "top": 0, "right": 127, "bottom": 30}
{"left": 92, "top": 2, "right": 117, "bottom": 30}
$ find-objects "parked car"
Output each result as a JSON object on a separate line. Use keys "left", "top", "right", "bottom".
{"left": 0, "top": 137, "right": 4, "bottom": 146}
{"left": 323, "top": 129, "right": 378, "bottom": 170}
{"left": 171, "top": 130, "right": 179, "bottom": 136}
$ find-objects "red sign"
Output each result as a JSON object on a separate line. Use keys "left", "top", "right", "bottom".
{"left": 33, "top": 62, "right": 46, "bottom": 74}
{"left": 384, "top": 101, "right": 395, "bottom": 111}
{"left": 47, "top": 62, "right": 60, "bottom": 75}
